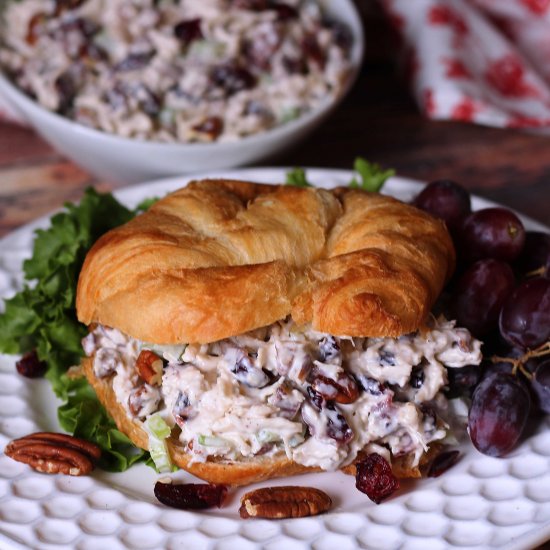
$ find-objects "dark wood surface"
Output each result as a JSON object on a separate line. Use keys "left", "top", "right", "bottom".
{"left": 0, "top": 1, "right": 548, "bottom": 236}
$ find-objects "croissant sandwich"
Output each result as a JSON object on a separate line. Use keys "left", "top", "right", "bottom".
{"left": 76, "top": 179, "right": 482, "bottom": 485}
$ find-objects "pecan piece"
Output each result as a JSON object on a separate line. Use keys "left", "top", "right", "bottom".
{"left": 16, "top": 432, "right": 101, "bottom": 459}
{"left": 135, "top": 350, "right": 163, "bottom": 386}
{"left": 191, "top": 116, "right": 224, "bottom": 140}
{"left": 239, "top": 486, "right": 332, "bottom": 519}
{"left": 26, "top": 12, "right": 48, "bottom": 45}
{"left": 4, "top": 432, "right": 100, "bottom": 476}
{"left": 310, "top": 369, "right": 359, "bottom": 404}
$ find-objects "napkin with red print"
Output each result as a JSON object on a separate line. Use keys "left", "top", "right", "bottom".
{"left": 379, "top": 0, "right": 550, "bottom": 129}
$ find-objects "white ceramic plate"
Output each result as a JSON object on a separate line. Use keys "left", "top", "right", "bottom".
{"left": 0, "top": 168, "right": 549, "bottom": 550}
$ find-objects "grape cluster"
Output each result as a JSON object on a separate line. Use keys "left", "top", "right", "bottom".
{"left": 414, "top": 180, "right": 550, "bottom": 458}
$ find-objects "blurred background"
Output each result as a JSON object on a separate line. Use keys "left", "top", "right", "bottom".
{"left": 0, "top": 0, "right": 548, "bottom": 236}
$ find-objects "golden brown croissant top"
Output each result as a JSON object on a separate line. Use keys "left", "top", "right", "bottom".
{"left": 76, "top": 179, "right": 455, "bottom": 343}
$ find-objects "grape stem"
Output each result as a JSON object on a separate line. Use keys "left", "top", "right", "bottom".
{"left": 527, "top": 266, "right": 546, "bottom": 278}
{"left": 491, "top": 341, "right": 550, "bottom": 379}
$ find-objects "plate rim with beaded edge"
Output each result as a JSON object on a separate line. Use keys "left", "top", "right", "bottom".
{"left": 0, "top": 168, "right": 549, "bottom": 550}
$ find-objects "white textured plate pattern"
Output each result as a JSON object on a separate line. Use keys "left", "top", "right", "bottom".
{"left": 0, "top": 168, "right": 549, "bottom": 550}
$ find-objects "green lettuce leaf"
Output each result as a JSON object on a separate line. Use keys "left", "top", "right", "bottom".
{"left": 285, "top": 167, "right": 313, "bottom": 188}
{"left": 349, "top": 157, "right": 395, "bottom": 192}
{"left": 0, "top": 188, "right": 148, "bottom": 470}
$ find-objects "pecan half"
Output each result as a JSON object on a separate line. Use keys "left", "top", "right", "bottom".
{"left": 239, "top": 486, "right": 332, "bottom": 519}
{"left": 310, "top": 369, "right": 359, "bottom": 404}
{"left": 135, "top": 350, "right": 163, "bottom": 386}
{"left": 4, "top": 432, "right": 101, "bottom": 476}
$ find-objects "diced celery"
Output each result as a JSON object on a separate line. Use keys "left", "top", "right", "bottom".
{"left": 198, "top": 434, "right": 229, "bottom": 447}
{"left": 257, "top": 430, "right": 280, "bottom": 443}
{"left": 149, "top": 441, "right": 172, "bottom": 473}
{"left": 188, "top": 40, "right": 226, "bottom": 60}
{"left": 279, "top": 107, "right": 301, "bottom": 124}
{"left": 145, "top": 414, "right": 172, "bottom": 473}
{"left": 146, "top": 413, "right": 171, "bottom": 440}
{"left": 289, "top": 433, "right": 305, "bottom": 447}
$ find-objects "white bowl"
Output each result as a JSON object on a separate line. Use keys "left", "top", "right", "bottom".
{"left": 0, "top": 1, "right": 364, "bottom": 183}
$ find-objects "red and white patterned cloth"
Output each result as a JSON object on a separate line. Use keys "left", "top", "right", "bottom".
{"left": 379, "top": 0, "right": 550, "bottom": 128}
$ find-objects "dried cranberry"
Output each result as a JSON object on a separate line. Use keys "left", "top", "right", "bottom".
{"left": 115, "top": 52, "right": 154, "bottom": 72}
{"left": 174, "top": 18, "right": 203, "bottom": 47}
{"left": 192, "top": 116, "right": 224, "bottom": 139}
{"left": 54, "top": 0, "right": 85, "bottom": 15}
{"left": 154, "top": 482, "right": 227, "bottom": 509}
{"left": 356, "top": 375, "right": 385, "bottom": 395}
{"left": 427, "top": 450, "right": 460, "bottom": 478}
{"left": 420, "top": 404, "right": 437, "bottom": 427}
{"left": 307, "top": 385, "right": 324, "bottom": 410}
{"left": 60, "top": 17, "right": 100, "bottom": 37}
{"left": 81, "top": 42, "right": 108, "bottom": 62}
{"left": 325, "top": 19, "right": 353, "bottom": 51}
{"left": 211, "top": 64, "right": 257, "bottom": 96}
{"left": 16, "top": 350, "right": 46, "bottom": 378}
{"left": 140, "top": 89, "right": 161, "bottom": 117}
{"left": 282, "top": 56, "right": 307, "bottom": 75}
{"left": 232, "top": 0, "right": 269, "bottom": 9}
{"left": 245, "top": 100, "right": 271, "bottom": 118}
{"left": 410, "top": 365, "right": 425, "bottom": 389}
{"left": 318, "top": 336, "right": 341, "bottom": 363}
{"left": 228, "top": 347, "right": 269, "bottom": 387}
{"left": 325, "top": 403, "right": 354, "bottom": 444}
{"left": 55, "top": 70, "right": 79, "bottom": 114}
{"left": 302, "top": 34, "right": 326, "bottom": 69}
{"left": 378, "top": 349, "right": 396, "bottom": 366}
{"left": 173, "top": 392, "right": 195, "bottom": 426}
{"left": 105, "top": 84, "right": 127, "bottom": 110}
{"left": 356, "top": 453, "right": 399, "bottom": 504}
{"left": 244, "top": 27, "right": 282, "bottom": 71}
{"left": 271, "top": 3, "right": 298, "bottom": 21}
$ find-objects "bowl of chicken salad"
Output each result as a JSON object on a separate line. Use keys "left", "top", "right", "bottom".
{"left": 0, "top": 0, "right": 364, "bottom": 182}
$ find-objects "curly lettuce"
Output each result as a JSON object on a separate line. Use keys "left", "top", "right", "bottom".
{"left": 0, "top": 188, "right": 153, "bottom": 471}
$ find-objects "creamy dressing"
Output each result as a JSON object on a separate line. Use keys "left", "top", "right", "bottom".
{"left": 82, "top": 317, "right": 482, "bottom": 471}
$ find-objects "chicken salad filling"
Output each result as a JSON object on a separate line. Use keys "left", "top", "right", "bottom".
{"left": 82, "top": 317, "right": 482, "bottom": 471}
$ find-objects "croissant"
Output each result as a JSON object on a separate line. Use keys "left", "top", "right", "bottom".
{"left": 76, "top": 179, "right": 461, "bottom": 485}
{"left": 76, "top": 179, "right": 454, "bottom": 343}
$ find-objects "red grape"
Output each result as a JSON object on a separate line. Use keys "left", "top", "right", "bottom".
{"left": 499, "top": 277, "right": 550, "bottom": 349}
{"left": 460, "top": 208, "right": 525, "bottom": 263}
{"left": 452, "top": 259, "right": 515, "bottom": 337}
{"left": 531, "top": 359, "right": 550, "bottom": 414}
{"left": 413, "top": 180, "right": 471, "bottom": 233}
{"left": 468, "top": 372, "right": 530, "bottom": 457}
{"left": 516, "top": 231, "right": 550, "bottom": 277}
{"left": 446, "top": 365, "right": 481, "bottom": 397}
